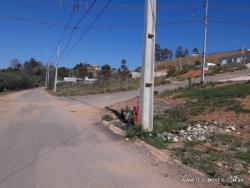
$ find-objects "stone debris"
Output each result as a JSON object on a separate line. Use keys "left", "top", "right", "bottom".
{"left": 156, "top": 122, "right": 239, "bottom": 143}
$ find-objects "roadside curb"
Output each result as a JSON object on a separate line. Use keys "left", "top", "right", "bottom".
{"left": 101, "top": 120, "right": 206, "bottom": 178}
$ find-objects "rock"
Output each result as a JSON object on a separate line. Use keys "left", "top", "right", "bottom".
{"left": 180, "top": 130, "right": 185, "bottom": 135}
{"left": 173, "top": 137, "right": 179, "bottom": 143}
{"left": 125, "top": 138, "right": 130, "bottom": 141}
{"left": 196, "top": 124, "right": 202, "bottom": 128}
{"left": 187, "top": 136, "right": 192, "bottom": 141}
{"left": 235, "top": 163, "right": 244, "bottom": 172}
{"left": 187, "top": 126, "right": 192, "bottom": 132}
{"left": 213, "top": 121, "right": 218, "bottom": 124}
{"left": 217, "top": 162, "right": 223, "bottom": 167}
{"left": 227, "top": 126, "right": 236, "bottom": 131}
{"left": 197, "top": 136, "right": 206, "bottom": 141}
{"left": 226, "top": 129, "right": 231, "bottom": 133}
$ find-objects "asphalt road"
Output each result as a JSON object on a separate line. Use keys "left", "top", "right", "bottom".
{"left": 0, "top": 69, "right": 249, "bottom": 188}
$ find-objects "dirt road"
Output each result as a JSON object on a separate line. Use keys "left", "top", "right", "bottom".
{"left": 1, "top": 68, "right": 248, "bottom": 188}
{"left": 0, "top": 88, "right": 215, "bottom": 188}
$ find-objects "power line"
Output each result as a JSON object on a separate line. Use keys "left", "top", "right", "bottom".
{"left": 61, "top": 0, "right": 97, "bottom": 58}
{"left": 61, "top": 0, "right": 112, "bottom": 61}
{"left": 210, "top": 19, "right": 250, "bottom": 27}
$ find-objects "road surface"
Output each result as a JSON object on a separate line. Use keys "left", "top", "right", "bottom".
{"left": 1, "top": 69, "right": 249, "bottom": 188}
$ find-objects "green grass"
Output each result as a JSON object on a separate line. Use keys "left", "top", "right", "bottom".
{"left": 209, "top": 133, "right": 242, "bottom": 151}
{"left": 175, "top": 143, "right": 249, "bottom": 188}
{"left": 236, "top": 151, "right": 250, "bottom": 163}
{"left": 0, "top": 71, "right": 40, "bottom": 92}
{"left": 101, "top": 114, "right": 113, "bottom": 121}
{"left": 207, "top": 64, "right": 247, "bottom": 76}
{"left": 124, "top": 125, "right": 169, "bottom": 149}
{"left": 154, "top": 107, "right": 189, "bottom": 132}
{"left": 55, "top": 77, "right": 170, "bottom": 96}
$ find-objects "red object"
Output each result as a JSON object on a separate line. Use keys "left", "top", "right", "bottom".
{"left": 133, "top": 106, "right": 140, "bottom": 125}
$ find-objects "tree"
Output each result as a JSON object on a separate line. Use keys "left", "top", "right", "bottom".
{"left": 23, "top": 58, "right": 45, "bottom": 78}
{"left": 155, "top": 43, "right": 173, "bottom": 62}
{"left": 10, "top": 59, "right": 22, "bottom": 70}
{"left": 175, "top": 46, "right": 189, "bottom": 58}
{"left": 118, "top": 59, "right": 130, "bottom": 79}
{"left": 99, "top": 64, "right": 111, "bottom": 80}
{"left": 73, "top": 63, "right": 89, "bottom": 78}
{"left": 193, "top": 48, "right": 199, "bottom": 55}
{"left": 58, "top": 67, "right": 70, "bottom": 80}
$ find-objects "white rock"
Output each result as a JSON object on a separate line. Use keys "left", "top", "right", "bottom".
{"left": 196, "top": 124, "right": 202, "bottom": 128}
{"left": 187, "top": 136, "right": 192, "bottom": 141}
{"left": 180, "top": 130, "right": 185, "bottom": 135}
{"left": 217, "top": 162, "right": 223, "bottom": 167}
{"left": 173, "top": 137, "right": 178, "bottom": 143}
{"left": 187, "top": 126, "right": 192, "bottom": 131}
{"left": 197, "top": 136, "right": 206, "bottom": 141}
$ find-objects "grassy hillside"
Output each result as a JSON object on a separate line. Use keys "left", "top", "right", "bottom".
{"left": 156, "top": 50, "right": 243, "bottom": 71}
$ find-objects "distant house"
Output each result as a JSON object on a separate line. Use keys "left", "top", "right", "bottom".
{"left": 84, "top": 77, "right": 97, "bottom": 84}
{"left": 130, "top": 70, "right": 168, "bottom": 79}
{"left": 64, "top": 77, "right": 78, "bottom": 83}
{"left": 192, "top": 52, "right": 199, "bottom": 57}
{"left": 130, "top": 72, "right": 141, "bottom": 79}
{"left": 219, "top": 54, "right": 250, "bottom": 65}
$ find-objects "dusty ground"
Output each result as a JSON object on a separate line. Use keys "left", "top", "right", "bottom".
{"left": 0, "top": 88, "right": 222, "bottom": 188}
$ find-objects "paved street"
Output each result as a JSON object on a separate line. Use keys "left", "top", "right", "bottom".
{"left": 0, "top": 70, "right": 249, "bottom": 188}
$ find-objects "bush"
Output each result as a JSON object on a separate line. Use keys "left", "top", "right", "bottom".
{"left": 101, "top": 114, "right": 113, "bottom": 121}
{"left": 0, "top": 71, "right": 40, "bottom": 92}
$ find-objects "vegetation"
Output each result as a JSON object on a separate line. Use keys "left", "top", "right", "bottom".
{"left": 120, "top": 82, "right": 250, "bottom": 187}
{"left": 101, "top": 114, "right": 113, "bottom": 121}
{"left": 207, "top": 64, "right": 247, "bottom": 76}
{"left": 55, "top": 76, "right": 170, "bottom": 96}
{"left": 0, "top": 58, "right": 46, "bottom": 92}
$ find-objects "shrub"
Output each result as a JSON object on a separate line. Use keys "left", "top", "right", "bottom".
{"left": 101, "top": 114, "right": 113, "bottom": 121}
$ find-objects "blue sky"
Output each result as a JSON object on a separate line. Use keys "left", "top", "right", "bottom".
{"left": 0, "top": 0, "right": 249, "bottom": 69}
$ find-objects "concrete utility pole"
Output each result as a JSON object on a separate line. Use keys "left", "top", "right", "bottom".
{"left": 140, "top": 0, "right": 156, "bottom": 132}
{"left": 201, "top": 0, "right": 208, "bottom": 83}
{"left": 54, "top": 46, "right": 60, "bottom": 93}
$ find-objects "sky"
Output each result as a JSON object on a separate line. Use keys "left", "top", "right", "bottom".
{"left": 0, "top": 0, "right": 249, "bottom": 69}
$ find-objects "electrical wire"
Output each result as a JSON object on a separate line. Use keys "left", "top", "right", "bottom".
{"left": 61, "top": 0, "right": 112, "bottom": 61}
{"left": 61, "top": 0, "right": 97, "bottom": 58}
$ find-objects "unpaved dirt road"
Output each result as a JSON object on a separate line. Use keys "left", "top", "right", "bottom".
{"left": 0, "top": 88, "right": 221, "bottom": 188}
{"left": 1, "top": 69, "right": 249, "bottom": 188}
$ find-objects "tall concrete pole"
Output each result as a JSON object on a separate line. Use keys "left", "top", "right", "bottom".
{"left": 140, "top": 0, "right": 156, "bottom": 132}
{"left": 54, "top": 46, "right": 60, "bottom": 93}
{"left": 201, "top": 0, "right": 208, "bottom": 83}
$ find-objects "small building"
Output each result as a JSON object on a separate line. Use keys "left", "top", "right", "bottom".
{"left": 130, "top": 72, "right": 141, "bottom": 79}
{"left": 84, "top": 77, "right": 97, "bottom": 84}
{"left": 219, "top": 54, "right": 250, "bottom": 65}
{"left": 64, "top": 77, "right": 78, "bottom": 83}
{"left": 192, "top": 52, "right": 199, "bottom": 57}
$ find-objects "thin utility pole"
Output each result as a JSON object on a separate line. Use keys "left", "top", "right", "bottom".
{"left": 46, "top": 62, "right": 50, "bottom": 88}
{"left": 140, "top": 0, "right": 156, "bottom": 132}
{"left": 54, "top": 46, "right": 60, "bottom": 93}
{"left": 201, "top": 0, "right": 208, "bottom": 83}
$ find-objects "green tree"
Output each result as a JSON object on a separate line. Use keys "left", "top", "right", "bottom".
{"left": 99, "top": 64, "right": 111, "bottom": 80}
{"left": 155, "top": 43, "right": 173, "bottom": 62}
{"left": 73, "top": 63, "right": 89, "bottom": 78}
{"left": 58, "top": 67, "right": 70, "bottom": 80}
{"left": 176, "top": 46, "right": 189, "bottom": 58}
{"left": 118, "top": 59, "right": 130, "bottom": 80}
